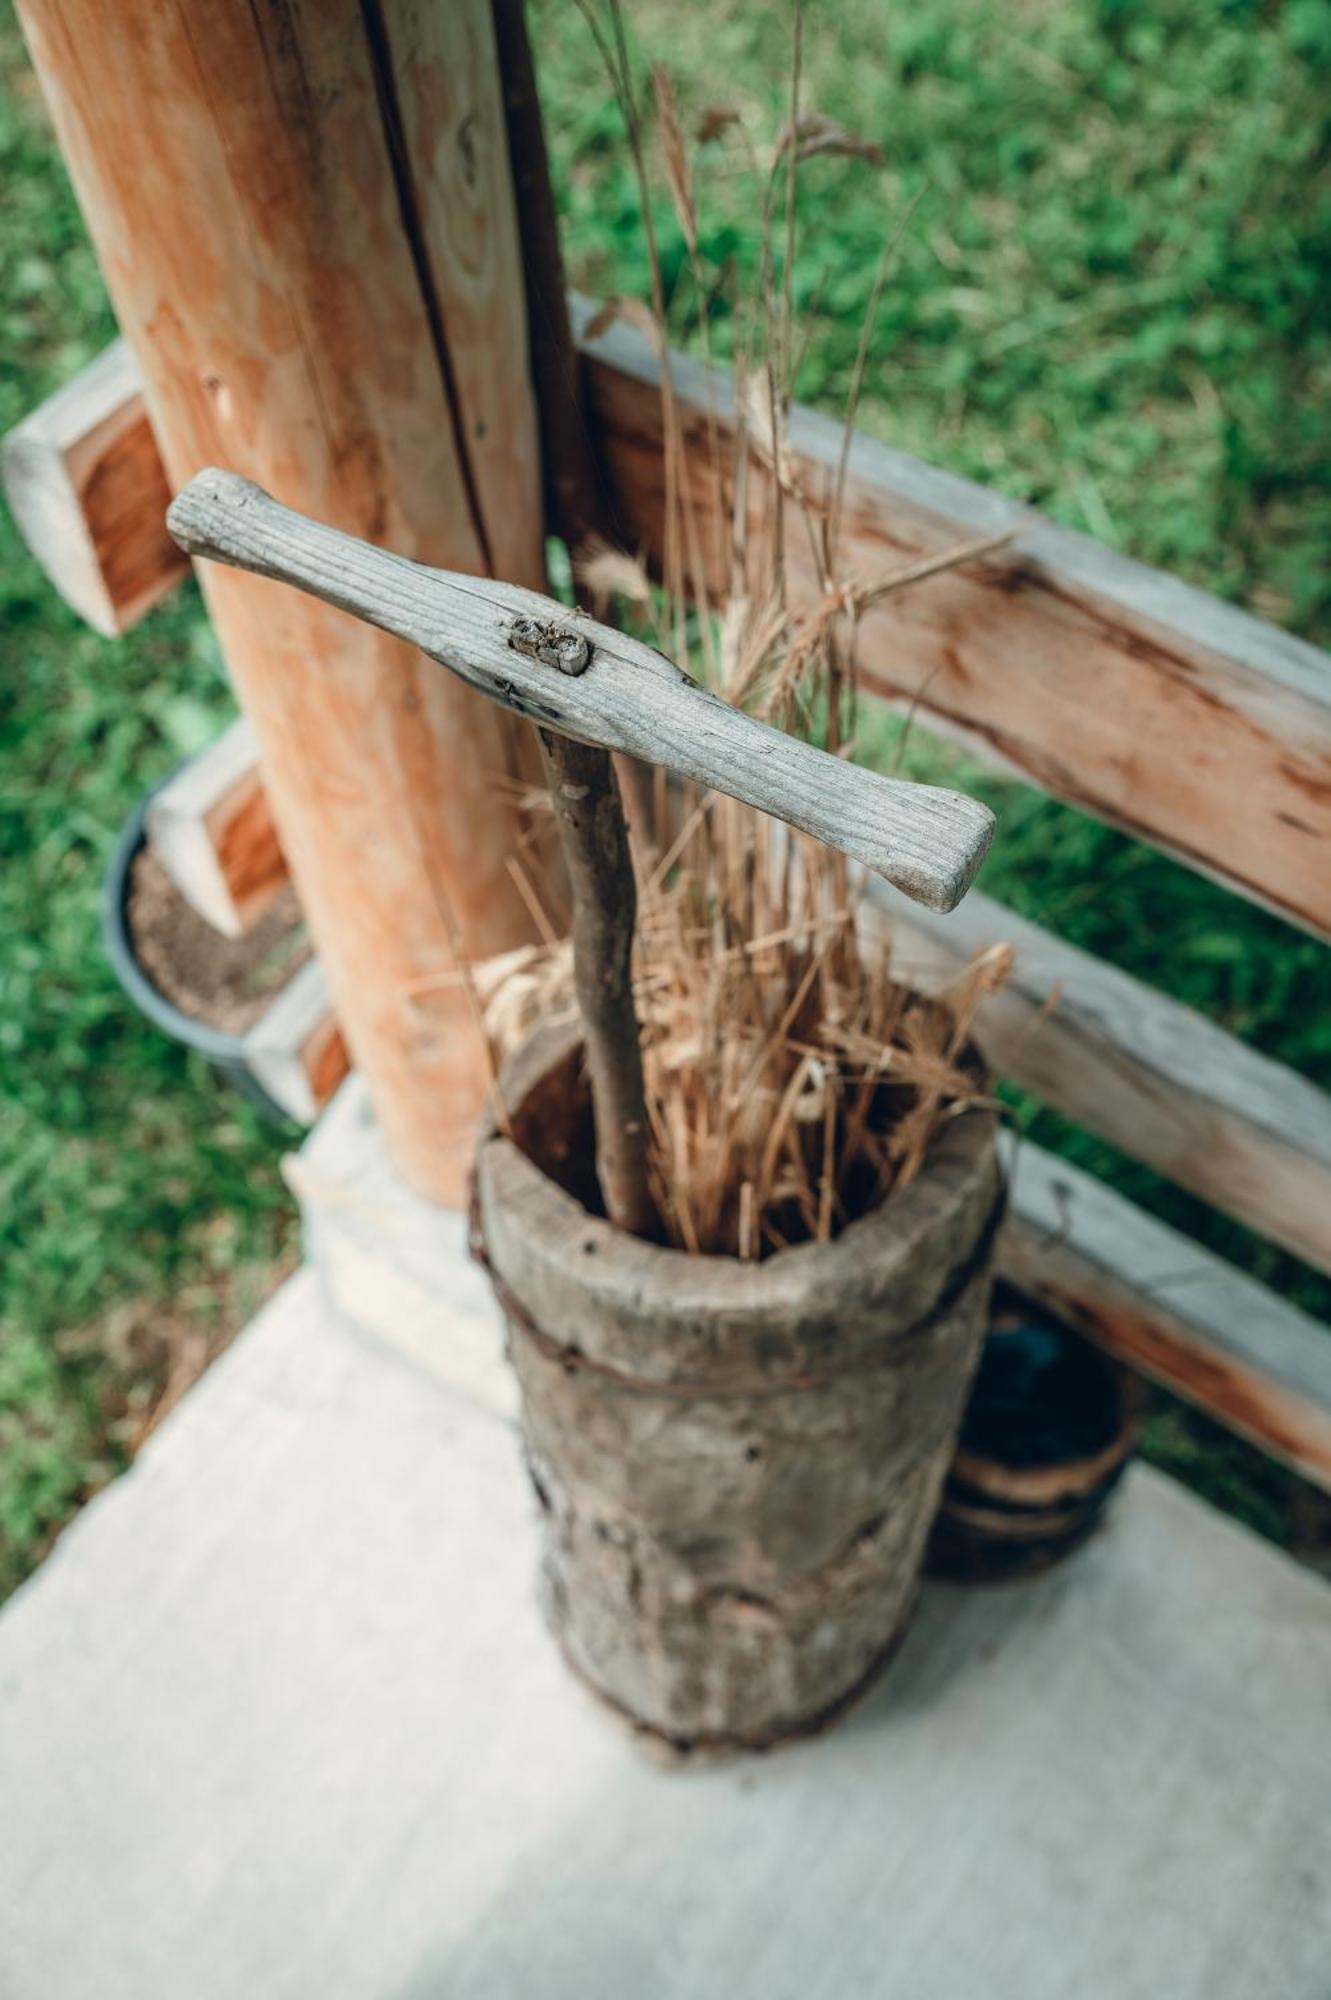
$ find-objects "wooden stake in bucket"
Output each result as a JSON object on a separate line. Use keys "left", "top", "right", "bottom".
{"left": 168, "top": 470, "right": 1003, "bottom": 1750}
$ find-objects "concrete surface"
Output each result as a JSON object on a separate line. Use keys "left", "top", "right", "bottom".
{"left": 1, "top": 1087, "right": 1328, "bottom": 1998}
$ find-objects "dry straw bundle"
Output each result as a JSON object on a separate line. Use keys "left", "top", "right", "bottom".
{"left": 488, "top": 1, "right": 1009, "bottom": 1258}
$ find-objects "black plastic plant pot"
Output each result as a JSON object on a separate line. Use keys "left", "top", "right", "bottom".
{"left": 102, "top": 777, "right": 292, "bottom": 1126}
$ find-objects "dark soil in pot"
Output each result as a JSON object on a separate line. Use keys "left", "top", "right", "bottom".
{"left": 103, "top": 784, "right": 310, "bottom": 1123}
{"left": 127, "top": 846, "right": 310, "bottom": 1036}
{"left": 473, "top": 1018, "right": 1005, "bottom": 1756}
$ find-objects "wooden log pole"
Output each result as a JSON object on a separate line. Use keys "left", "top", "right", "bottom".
{"left": 14, "top": 0, "right": 553, "bottom": 1203}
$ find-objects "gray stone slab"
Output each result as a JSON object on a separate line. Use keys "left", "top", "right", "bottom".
{"left": 2, "top": 1258, "right": 1329, "bottom": 2000}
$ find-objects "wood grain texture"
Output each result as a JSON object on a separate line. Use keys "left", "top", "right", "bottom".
{"left": 242, "top": 958, "right": 349, "bottom": 1126}
{"left": 476, "top": 1019, "right": 1003, "bottom": 1749}
{"left": 1004, "top": 1143, "right": 1331, "bottom": 1491}
{"left": 13, "top": 0, "right": 551, "bottom": 1204}
{"left": 868, "top": 879, "right": 1331, "bottom": 1276}
{"left": 168, "top": 469, "right": 995, "bottom": 911}
{"left": 578, "top": 304, "right": 1331, "bottom": 941}
{"left": 1, "top": 338, "right": 185, "bottom": 635}
{"left": 143, "top": 719, "right": 286, "bottom": 939}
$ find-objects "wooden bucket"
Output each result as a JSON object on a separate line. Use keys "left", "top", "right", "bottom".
{"left": 473, "top": 1020, "right": 1004, "bottom": 1754}
{"left": 928, "top": 1314, "right": 1141, "bottom": 1582}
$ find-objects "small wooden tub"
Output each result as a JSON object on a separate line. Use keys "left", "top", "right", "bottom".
{"left": 929, "top": 1306, "right": 1141, "bottom": 1583}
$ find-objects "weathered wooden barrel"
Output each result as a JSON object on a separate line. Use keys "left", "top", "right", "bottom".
{"left": 473, "top": 1020, "right": 1004, "bottom": 1754}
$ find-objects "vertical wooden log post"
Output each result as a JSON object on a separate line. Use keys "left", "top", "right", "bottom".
{"left": 15, "top": 0, "right": 551, "bottom": 1203}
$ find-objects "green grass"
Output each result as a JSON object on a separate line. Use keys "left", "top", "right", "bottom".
{"left": 2, "top": 0, "right": 1329, "bottom": 1592}
{"left": 536, "top": 0, "right": 1331, "bottom": 635}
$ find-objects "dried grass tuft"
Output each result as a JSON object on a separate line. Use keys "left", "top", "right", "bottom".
{"left": 494, "top": 1, "right": 1009, "bottom": 1258}
{"left": 574, "top": 535, "right": 653, "bottom": 614}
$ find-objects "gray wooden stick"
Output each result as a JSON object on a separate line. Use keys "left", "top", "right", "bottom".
{"left": 536, "top": 728, "right": 654, "bottom": 1238}
{"left": 167, "top": 469, "right": 995, "bottom": 912}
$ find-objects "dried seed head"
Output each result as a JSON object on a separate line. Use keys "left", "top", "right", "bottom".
{"left": 575, "top": 536, "right": 653, "bottom": 613}
{"left": 773, "top": 111, "right": 885, "bottom": 169}
{"left": 696, "top": 102, "right": 743, "bottom": 146}
{"left": 653, "top": 65, "right": 698, "bottom": 255}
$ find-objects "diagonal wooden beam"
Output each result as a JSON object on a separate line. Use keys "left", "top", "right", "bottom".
{"left": 166, "top": 468, "right": 996, "bottom": 913}
{"left": 122, "top": 707, "right": 1331, "bottom": 1276}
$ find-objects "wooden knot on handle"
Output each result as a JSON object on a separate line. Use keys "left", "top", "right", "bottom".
{"left": 508, "top": 614, "right": 591, "bottom": 677}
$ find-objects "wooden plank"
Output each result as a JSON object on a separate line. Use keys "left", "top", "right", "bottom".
{"left": 578, "top": 304, "right": 1331, "bottom": 941}
{"left": 143, "top": 719, "right": 287, "bottom": 939}
{"left": 15, "top": 0, "right": 555, "bottom": 1207}
{"left": 1004, "top": 1143, "right": 1331, "bottom": 1490}
{"left": 294, "top": 1034, "right": 1331, "bottom": 1498}
{"left": 867, "top": 880, "right": 1331, "bottom": 1276}
{"left": 243, "top": 958, "right": 348, "bottom": 1126}
{"left": 1, "top": 338, "right": 186, "bottom": 635}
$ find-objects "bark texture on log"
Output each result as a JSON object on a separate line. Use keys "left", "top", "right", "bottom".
{"left": 476, "top": 1021, "right": 1003, "bottom": 1751}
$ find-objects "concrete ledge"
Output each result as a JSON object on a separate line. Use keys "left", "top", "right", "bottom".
{"left": 286, "top": 1074, "right": 517, "bottom": 1422}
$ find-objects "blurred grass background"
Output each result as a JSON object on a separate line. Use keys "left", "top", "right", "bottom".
{"left": 2, "top": 0, "right": 1329, "bottom": 1594}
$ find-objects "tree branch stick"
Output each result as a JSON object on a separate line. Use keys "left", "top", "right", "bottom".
{"left": 493, "top": 0, "right": 655, "bottom": 1234}
{"left": 537, "top": 729, "right": 654, "bottom": 1236}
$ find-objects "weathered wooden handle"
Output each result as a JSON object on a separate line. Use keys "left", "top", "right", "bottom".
{"left": 168, "top": 469, "right": 994, "bottom": 910}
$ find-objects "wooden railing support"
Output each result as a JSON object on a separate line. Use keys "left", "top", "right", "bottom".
{"left": 14, "top": 0, "right": 551, "bottom": 1203}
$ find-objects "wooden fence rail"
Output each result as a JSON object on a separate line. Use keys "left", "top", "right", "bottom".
{"left": 873, "top": 884, "right": 1331, "bottom": 1277}
{"left": 144, "top": 719, "right": 287, "bottom": 939}
{"left": 1006, "top": 1146, "right": 1331, "bottom": 1489}
{"left": 1, "top": 339, "right": 185, "bottom": 635}
{"left": 581, "top": 304, "right": 1331, "bottom": 944}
